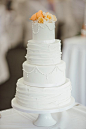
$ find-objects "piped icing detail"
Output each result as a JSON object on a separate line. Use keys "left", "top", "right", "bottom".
{"left": 23, "top": 60, "right": 66, "bottom": 87}
{"left": 23, "top": 64, "right": 64, "bottom": 80}
{"left": 32, "top": 22, "right": 55, "bottom": 35}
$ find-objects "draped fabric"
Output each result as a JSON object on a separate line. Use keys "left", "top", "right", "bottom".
{"left": 62, "top": 36, "right": 86, "bottom": 106}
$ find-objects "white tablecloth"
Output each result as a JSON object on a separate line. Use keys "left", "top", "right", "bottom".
{"left": 62, "top": 36, "right": 86, "bottom": 106}
{"left": 0, "top": 104, "right": 86, "bottom": 129}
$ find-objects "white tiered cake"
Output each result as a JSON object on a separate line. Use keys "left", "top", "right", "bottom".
{"left": 15, "top": 10, "right": 72, "bottom": 110}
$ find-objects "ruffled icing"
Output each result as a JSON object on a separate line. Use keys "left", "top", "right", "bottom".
{"left": 15, "top": 78, "right": 71, "bottom": 109}
{"left": 26, "top": 39, "right": 61, "bottom": 65}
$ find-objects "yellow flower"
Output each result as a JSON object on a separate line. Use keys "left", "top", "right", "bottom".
{"left": 47, "top": 14, "right": 52, "bottom": 20}
{"left": 44, "top": 12, "right": 53, "bottom": 22}
{"left": 53, "top": 15, "right": 57, "bottom": 21}
{"left": 38, "top": 17, "right": 44, "bottom": 23}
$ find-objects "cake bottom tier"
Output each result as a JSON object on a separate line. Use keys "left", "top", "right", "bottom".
{"left": 15, "top": 78, "right": 72, "bottom": 110}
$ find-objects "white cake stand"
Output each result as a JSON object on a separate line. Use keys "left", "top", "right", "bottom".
{"left": 11, "top": 97, "right": 75, "bottom": 127}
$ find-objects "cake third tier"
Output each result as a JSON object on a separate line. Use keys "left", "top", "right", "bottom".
{"left": 23, "top": 60, "right": 66, "bottom": 87}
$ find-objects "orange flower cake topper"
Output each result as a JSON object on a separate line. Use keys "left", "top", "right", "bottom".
{"left": 30, "top": 10, "right": 57, "bottom": 23}
{"left": 37, "top": 10, "right": 43, "bottom": 19}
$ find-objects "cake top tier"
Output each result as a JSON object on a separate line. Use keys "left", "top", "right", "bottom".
{"left": 30, "top": 10, "right": 57, "bottom": 42}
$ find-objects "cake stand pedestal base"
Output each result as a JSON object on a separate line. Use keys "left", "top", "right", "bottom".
{"left": 12, "top": 97, "right": 75, "bottom": 127}
{"left": 34, "top": 113, "right": 56, "bottom": 127}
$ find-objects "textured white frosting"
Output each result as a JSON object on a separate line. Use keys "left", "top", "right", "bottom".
{"left": 13, "top": 20, "right": 73, "bottom": 110}
{"left": 23, "top": 60, "right": 66, "bottom": 87}
{"left": 15, "top": 78, "right": 71, "bottom": 110}
{"left": 26, "top": 39, "right": 61, "bottom": 65}
{"left": 32, "top": 22, "right": 55, "bottom": 42}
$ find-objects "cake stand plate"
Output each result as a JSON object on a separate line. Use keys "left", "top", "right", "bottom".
{"left": 12, "top": 97, "right": 75, "bottom": 127}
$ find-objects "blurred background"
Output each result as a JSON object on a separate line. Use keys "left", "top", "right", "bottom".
{"left": 0, "top": 0, "right": 86, "bottom": 111}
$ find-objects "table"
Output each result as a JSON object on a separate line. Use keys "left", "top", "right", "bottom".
{"left": 62, "top": 36, "right": 86, "bottom": 106}
{"left": 0, "top": 103, "right": 86, "bottom": 129}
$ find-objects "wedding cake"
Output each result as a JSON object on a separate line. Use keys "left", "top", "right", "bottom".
{"left": 15, "top": 10, "right": 72, "bottom": 110}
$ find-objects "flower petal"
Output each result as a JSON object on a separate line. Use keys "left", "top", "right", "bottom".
{"left": 38, "top": 17, "right": 44, "bottom": 23}
{"left": 30, "top": 13, "right": 37, "bottom": 21}
{"left": 37, "top": 10, "right": 43, "bottom": 19}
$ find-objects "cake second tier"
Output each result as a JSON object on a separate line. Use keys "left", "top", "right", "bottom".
{"left": 23, "top": 60, "right": 66, "bottom": 87}
{"left": 26, "top": 39, "right": 61, "bottom": 65}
